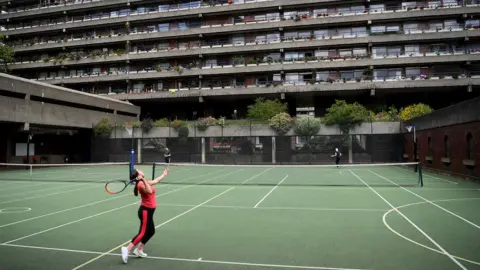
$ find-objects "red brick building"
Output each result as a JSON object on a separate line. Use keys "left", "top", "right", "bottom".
{"left": 403, "top": 97, "right": 480, "bottom": 179}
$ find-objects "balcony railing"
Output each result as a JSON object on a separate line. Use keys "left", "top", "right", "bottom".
{"left": 81, "top": 72, "right": 475, "bottom": 95}
{"left": 11, "top": 30, "right": 479, "bottom": 66}
{"left": 3, "top": 2, "right": 477, "bottom": 35}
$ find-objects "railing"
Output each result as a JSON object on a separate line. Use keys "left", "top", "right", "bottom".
{"left": 13, "top": 45, "right": 480, "bottom": 66}
{"left": 33, "top": 70, "right": 476, "bottom": 87}
{"left": 3, "top": 1, "right": 476, "bottom": 32}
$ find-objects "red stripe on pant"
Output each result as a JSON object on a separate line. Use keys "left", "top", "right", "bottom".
{"left": 132, "top": 210, "right": 148, "bottom": 245}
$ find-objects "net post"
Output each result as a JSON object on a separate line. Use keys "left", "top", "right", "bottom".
{"left": 418, "top": 162, "right": 423, "bottom": 187}
{"left": 29, "top": 165, "right": 32, "bottom": 177}
{"left": 152, "top": 162, "right": 156, "bottom": 179}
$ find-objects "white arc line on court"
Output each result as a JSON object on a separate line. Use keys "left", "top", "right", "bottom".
{"left": 369, "top": 170, "right": 480, "bottom": 230}
{"left": 0, "top": 185, "right": 98, "bottom": 205}
{"left": 71, "top": 187, "right": 235, "bottom": 270}
{"left": 349, "top": 170, "right": 468, "bottom": 270}
{"left": 2, "top": 169, "right": 243, "bottom": 244}
{"left": 381, "top": 197, "right": 480, "bottom": 266}
{"left": 254, "top": 175, "right": 288, "bottom": 208}
{"left": 0, "top": 168, "right": 224, "bottom": 228}
{"left": 241, "top": 167, "right": 273, "bottom": 184}
{"left": 1, "top": 243, "right": 371, "bottom": 270}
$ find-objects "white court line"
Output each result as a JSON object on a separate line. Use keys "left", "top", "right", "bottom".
{"left": 157, "top": 203, "right": 389, "bottom": 212}
{"left": 349, "top": 170, "right": 467, "bottom": 270}
{"left": 394, "top": 166, "right": 458, "bottom": 184}
{"left": 370, "top": 170, "right": 480, "bottom": 230}
{"left": 1, "top": 243, "right": 370, "bottom": 270}
{"left": 71, "top": 187, "right": 235, "bottom": 270}
{"left": 0, "top": 184, "right": 98, "bottom": 205}
{"left": 382, "top": 197, "right": 480, "bottom": 267}
{"left": 0, "top": 182, "right": 86, "bottom": 198}
{"left": 0, "top": 168, "right": 224, "bottom": 228}
{"left": 2, "top": 169, "right": 244, "bottom": 244}
{"left": 241, "top": 167, "right": 273, "bottom": 184}
{"left": 254, "top": 175, "right": 288, "bottom": 208}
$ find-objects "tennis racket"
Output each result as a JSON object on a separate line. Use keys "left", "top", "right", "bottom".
{"left": 105, "top": 180, "right": 134, "bottom": 194}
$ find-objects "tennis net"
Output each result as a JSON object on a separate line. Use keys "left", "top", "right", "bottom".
{"left": 0, "top": 162, "right": 130, "bottom": 183}
{"left": 152, "top": 162, "right": 424, "bottom": 187}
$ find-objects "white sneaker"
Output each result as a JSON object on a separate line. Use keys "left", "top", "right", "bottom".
{"left": 133, "top": 248, "right": 148, "bottom": 258}
{"left": 121, "top": 247, "right": 129, "bottom": 264}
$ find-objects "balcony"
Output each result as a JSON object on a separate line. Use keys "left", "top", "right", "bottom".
{"left": 9, "top": 26, "right": 479, "bottom": 70}
{"left": 98, "top": 74, "right": 478, "bottom": 100}
{"left": 29, "top": 53, "right": 480, "bottom": 84}
{"left": 6, "top": 4, "right": 479, "bottom": 52}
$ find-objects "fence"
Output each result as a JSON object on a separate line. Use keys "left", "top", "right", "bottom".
{"left": 91, "top": 131, "right": 404, "bottom": 165}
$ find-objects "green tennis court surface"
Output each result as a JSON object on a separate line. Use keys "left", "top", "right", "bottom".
{"left": 0, "top": 163, "right": 479, "bottom": 270}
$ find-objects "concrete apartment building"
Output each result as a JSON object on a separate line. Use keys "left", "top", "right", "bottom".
{"left": 2, "top": 0, "right": 480, "bottom": 119}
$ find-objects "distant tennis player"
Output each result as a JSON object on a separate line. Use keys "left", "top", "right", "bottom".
{"left": 121, "top": 167, "right": 169, "bottom": 264}
{"left": 164, "top": 147, "right": 171, "bottom": 164}
{"left": 331, "top": 148, "right": 342, "bottom": 168}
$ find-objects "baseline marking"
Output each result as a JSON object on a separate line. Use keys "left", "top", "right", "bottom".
{"left": 370, "top": 170, "right": 480, "bottom": 230}
{"left": 0, "top": 168, "right": 225, "bottom": 228}
{"left": 254, "top": 175, "right": 288, "bottom": 208}
{"left": 71, "top": 187, "right": 235, "bottom": 270}
{"left": 349, "top": 170, "right": 468, "bottom": 270}
{"left": 0, "top": 185, "right": 97, "bottom": 205}
{"left": 1, "top": 243, "right": 371, "bottom": 270}
{"left": 157, "top": 203, "right": 388, "bottom": 212}
{"left": 242, "top": 167, "right": 273, "bottom": 184}
{"left": 382, "top": 197, "right": 480, "bottom": 266}
{"left": 2, "top": 169, "right": 243, "bottom": 244}
{"left": 0, "top": 207, "right": 31, "bottom": 214}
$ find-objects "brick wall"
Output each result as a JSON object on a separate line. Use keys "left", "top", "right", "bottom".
{"left": 404, "top": 121, "right": 480, "bottom": 178}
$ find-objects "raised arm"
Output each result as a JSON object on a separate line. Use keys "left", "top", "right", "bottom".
{"left": 147, "top": 169, "right": 169, "bottom": 185}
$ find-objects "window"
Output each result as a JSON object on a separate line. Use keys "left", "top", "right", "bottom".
{"left": 444, "top": 135, "right": 450, "bottom": 158}
{"left": 466, "top": 133, "right": 473, "bottom": 160}
{"left": 428, "top": 137, "right": 432, "bottom": 156}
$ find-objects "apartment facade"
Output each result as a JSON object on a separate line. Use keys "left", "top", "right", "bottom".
{"left": 2, "top": 0, "right": 480, "bottom": 119}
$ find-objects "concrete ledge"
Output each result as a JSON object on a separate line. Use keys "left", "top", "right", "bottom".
{"left": 0, "top": 96, "right": 135, "bottom": 129}
{"left": 111, "top": 121, "right": 401, "bottom": 139}
{"left": 0, "top": 73, "right": 140, "bottom": 115}
{"left": 10, "top": 30, "right": 476, "bottom": 69}
{"left": 111, "top": 78, "right": 478, "bottom": 100}
{"left": 406, "top": 96, "right": 480, "bottom": 130}
{"left": 10, "top": 6, "right": 479, "bottom": 50}
{"left": 40, "top": 54, "right": 480, "bottom": 85}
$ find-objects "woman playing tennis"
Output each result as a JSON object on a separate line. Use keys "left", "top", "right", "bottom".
{"left": 121, "top": 167, "right": 169, "bottom": 264}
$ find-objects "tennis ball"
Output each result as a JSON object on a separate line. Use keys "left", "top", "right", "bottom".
{"left": 170, "top": 89, "right": 176, "bottom": 94}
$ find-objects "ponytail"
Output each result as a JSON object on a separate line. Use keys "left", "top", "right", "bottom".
{"left": 130, "top": 169, "right": 139, "bottom": 197}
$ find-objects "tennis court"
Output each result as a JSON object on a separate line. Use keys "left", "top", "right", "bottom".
{"left": 0, "top": 162, "right": 479, "bottom": 270}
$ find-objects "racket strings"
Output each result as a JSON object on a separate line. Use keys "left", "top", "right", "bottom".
{"left": 105, "top": 180, "right": 129, "bottom": 194}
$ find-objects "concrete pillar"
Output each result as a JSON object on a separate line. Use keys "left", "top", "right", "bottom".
{"left": 348, "top": 135, "right": 353, "bottom": 164}
{"left": 272, "top": 136, "right": 276, "bottom": 164}
{"left": 137, "top": 138, "right": 142, "bottom": 164}
{"left": 201, "top": 137, "right": 205, "bottom": 164}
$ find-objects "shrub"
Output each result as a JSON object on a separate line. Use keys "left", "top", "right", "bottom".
{"left": 177, "top": 126, "right": 189, "bottom": 138}
{"left": 269, "top": 113, "right": 293, "bottom": 135}
{"left": 323, "top": 100, "right": 370, "bottom": 133}
{"left": 152, "top": 118, "right": 169, "bottom": 127}
{"left": 399, "top": 104, "right": 434, "bottom": 121}
{"left": 196, "top": 117, "right": 217, "bottom": 131}
{"left": 247, "top": 98, "right": 288, "bottom": 120}
{"left": 140, "top": 117, "right": 153, "bottom": 133}
{"left": 92, "top": 118, "right": 113, "bottom": 137}
{"left": 294, "top": 115, "right": 321, "bottom": 137}
{"left": 171, "top": 119, "right": 187, "bottom": 130}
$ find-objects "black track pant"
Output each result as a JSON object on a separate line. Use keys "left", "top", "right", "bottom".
{"left": 131, "top": 206, "right": 156, "bottom": 245}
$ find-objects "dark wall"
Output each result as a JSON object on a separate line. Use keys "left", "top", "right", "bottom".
{"left": 404, "top": 121, "right": 480, "bottom": 178}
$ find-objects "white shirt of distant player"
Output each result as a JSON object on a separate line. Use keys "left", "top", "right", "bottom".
{"left": 331, "top": 148, "right": 342, "bottom": 158}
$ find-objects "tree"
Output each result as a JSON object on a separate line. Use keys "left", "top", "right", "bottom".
{"left": 323, "top": 100, "right": 370, "bottom": 133}
{"left": 269, "top": 112, "right": 293, "bottom": 135}
{"left": 399, "top": 103, "right": 434, "bottom": 121}
{"left": 0, "top": 34, "right": 15, "bottom": 72}
{"left": 247, "top": 98, "right": 288, "bottom": 120}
